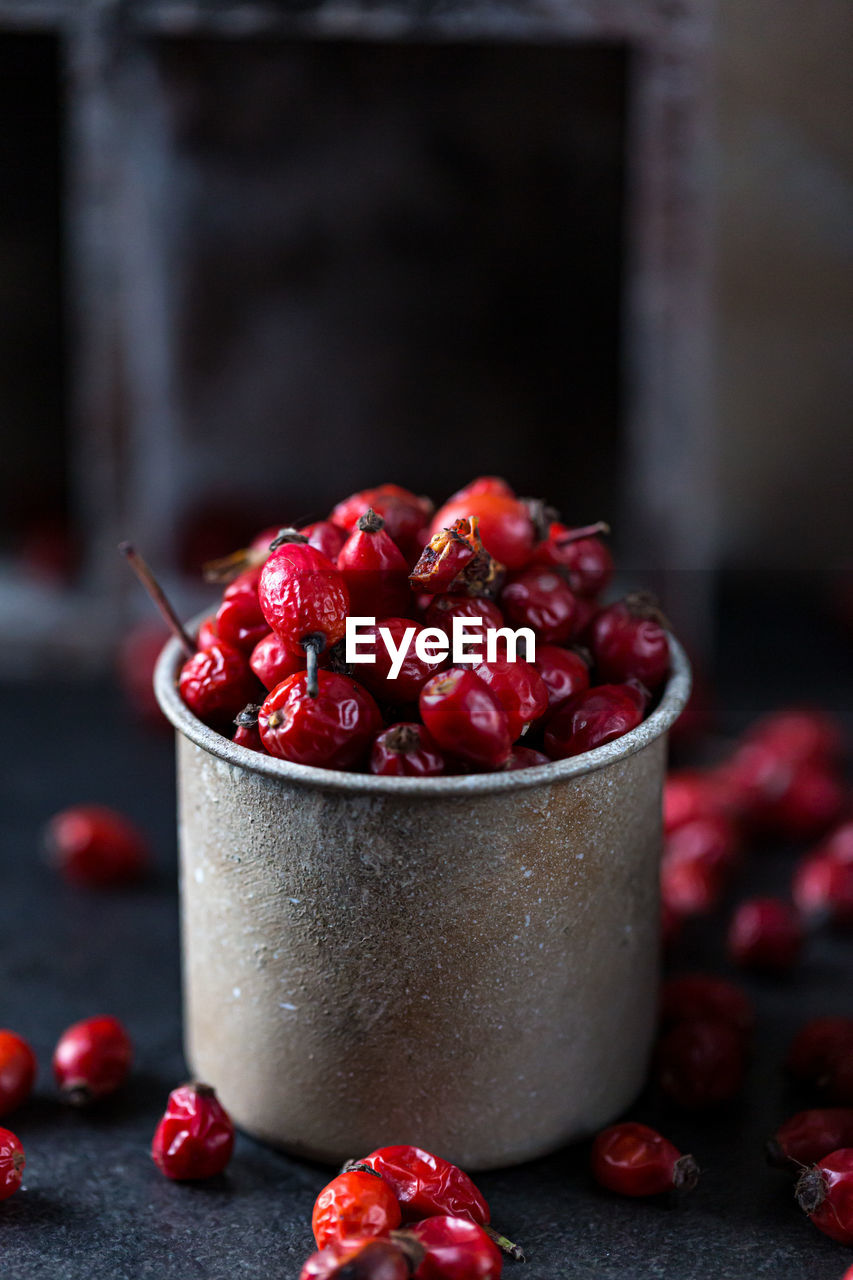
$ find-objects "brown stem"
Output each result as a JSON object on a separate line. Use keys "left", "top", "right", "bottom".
{"left": 119, "top": 542, "right": 195, "bottom": 659}
{"left": 302, "top": 633, "right": 325, "bottom": 698}
{"left": 234, "top": 704, "right": 261, "bottom": 730}
{"left": 672, "top": 1154, "right": 700, "bottom": 1194}
{"left": 268, "top": 528, "right": 309, "bottom": 552}
{"left": 356, "top": 507, "right": 385, "bottom": 534}
{"left": 483, "top": 1224, "right": 526, "bottom": 1262}
{"left": 555, "top": 520, "right": 611, "bottom": 547}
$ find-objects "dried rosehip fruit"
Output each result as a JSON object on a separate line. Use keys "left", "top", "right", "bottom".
{"left": 215, "top": 565, "right": 269, "bottom": 652}
{"left": 53, "top": 1015, "right": 132, "bottom": 1105}
{"left": 370, "top": 724, "right": 445, "bottom": 777}
{"left": 429, "top": 491, "right": 535, "bottom": 570}
{"left": 332, "top": 485, "right": 433, "bottom": 562}
{"left": 506, "top": 746, "right": 550, "bottom": 770}
{"left": 259, "top": 541, "right": 349, "bottom": 658}
{"left": 472, "top": 658, "right": 548, "bottom": 741}
{"left": 337, "top": 509, "right": 412, "bottom": 619}
{"left": 354, "top": 618, "right": 448, "bottom": 704}
{"left": 360, "top": 1145, "right": 490, "bottom": 1226}
{"left": 312, "top": 1168, "right": 402, "bottom": 1250}
{"left": 249, "top": 631, "right": 305, "bottom": 691}
{"left": 590, "top": 598, "right": 670, "bottom": 692}
{"left": 44, "top": 804, "right": 149, "bottom": 887}
{"left": 179, "top": 641, "right": 260, "bottom": 731}
{"left": 768, "top": 1109, "right": 853, "bottom": 1168}
{"left": 300, "top": 1237, "right": 417, "bottom": 1280}
{"left": 543, "top": 685, "right": 644, "bottom": 760}
{"left": 419, "top": 669, "right": 512, "bottom": 769}
{"left": 796, "top": 1147, "right": 853, "bottom": 1245}
{"left": 501, "top": 566, "right": 578, "bottom": 643}
{"left": 407, "top": 1216, "right": 503, "bottom": 1280}
{"left": 151, "top": 1082, "right": 234, "bottom": 1180}
{"left": 0, "top": 1031, "right": 37, "bottom": 1117}
{"left": 258, "top": 671, "right": 382, "bottom": 769}
{"left": 0, "top": 1128, "right": 25, "bottom": 1201}
{"left": 591, "top": 1122, "right": 699, "bottom": 1197}
{"left": 532, "top": 645, "right": 590, "bottom": 713}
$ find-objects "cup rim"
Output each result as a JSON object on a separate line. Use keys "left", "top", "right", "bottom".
{"left": 154, "top": 616, "right": 691, "bottom": 796}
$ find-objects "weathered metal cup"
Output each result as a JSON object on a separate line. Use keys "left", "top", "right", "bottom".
{"left": 155, "top": 634, "right": 690, "bottom": 1170}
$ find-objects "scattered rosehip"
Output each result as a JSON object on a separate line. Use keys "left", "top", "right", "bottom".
{"left": 727, "top": 897, "right": 804, "bottom": 973}
{"left": 407, "top": 1216, "right": 503, "bottom": 1280}
{"left": 767, "top": 1109, "right": 853, "bottom": 1168}
{"left": 300, "top": 1237, "right": 417, "bottom": 1280}
{"left": 591, "top": 1122, "right": 699, "bottom": 1197}
{"left": 151, "top": 1082, "right": 234, "bottom": 1180}
{"left": 660, "top": 815, "right": 740, "bottom": 916}
{"left": 0, "top": 1031, "right": 37, "bottom": 1117}
{"left": 360, "top": 1145, "right": 490, "bottom": 1226}
{"left": 312, "top": 1168, "right": 402, "bottom": 1250}
{"left": 44, "top": 805, "right": 149, "bottom": 887}
{"left": 655, "top": 1018, "right": 746, "bottom": 1109}
{"left": 796, "top": 1147, "right": 853, "bottom": 1245}
{"left": 0, "top": 1128, "right": 25, "bottom": 1201}
{"left": 53, "top": 1015, "right": 132, "bottom": 1105}
{"left": 659, "top": 974, "right": 754, "bottom": 1037}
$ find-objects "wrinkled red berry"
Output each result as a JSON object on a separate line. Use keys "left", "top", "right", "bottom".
{"left": 590, "top": 599, "right": 670, "bottom": 692}
{"left": 768, "top": 1109, "right": 853, "bottom": 1168}
{"left": 249, "top": 631, "right": 305, "bottom": 691}
{"left": 472, "top": 658, "right": 548, "bottom": 741}
{"left": 532, "top": 645, "right": 590, "bottom": 712}
{"left": 232, "top": 705, "right": 264, "bottom": 752}
{"left": 543, "top": 684, "right": 644, "bottom": 760}
{"left": 259, "top": 543, "right": 349, "bottom": 656}
{"left": 430, "top": 491, "right": 535, "bottom": 570}
{"left": 531, "top": 522, "right": 613, "bottom": 596}
{"left": 407, "top": 1216, "right": 502, "bottom": 1280}
{"left": 151, "top": 1082, "right": 234, "bottom": 1180}
{"left": 53, "top": 1015, "right": 132, "bottom": 1104}
{"left": 796, "top": 1147, "right": 853, "bottom": 1245}
{"left": 44, "top": 804, "right": 149, "bottom": 887}
{"left": 655, "top": 1017, "right": 747, "bottom": 1109}
{"left": 409, "top": 517, "right": 500, "bottom": 598}
{"left": 371, "top": 724, "right": 445, "bottom": 777}
{"left": 300, "top": 1237, "right": 415, "bottom": 1280}
{"left": 259, "top": 671, "right": 382, "bottom": 769}
{"left": 313, "top": 1168, "right": 402, "bottom": 1250}
{"left": 0, "top": 1128, "right": 25, "bottom": 1201}
{"left": 215, "top": 565, "right": 269, "bottom": 652}
{"left": 0, "top": 1031, "right": 37, "bottom": 1117}
{"left": 420, "top": 669, "right": 512, "bottom": 769}
{"left": 424, "top": 596, "right": 505, "bottom": 649}
{"left": 502, "top": 567, "right": 578, "bottom": 643}
{"left": 179, "top": 641, "right": 260, "bottom": 731}
{"left": 727, "top": 897, "right": 804, "bottom": 972}
{"left": 659, "top": 974, "right": 754, "bottom": 1037}
{"left": 332, "top": 485, "right": 434, "bottom": 563}
{"left": 361, "top": 1145, "right": 490, "bottom": 1226}
{"left": 354, "top": 618, "right": 447, "bottom": 704}
{"left": 591, "top": 1122, "right": 699, "bottom": 1197}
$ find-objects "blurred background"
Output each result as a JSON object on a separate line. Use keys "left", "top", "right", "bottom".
{"left": 0, "top": 0, "right": 850, "bottom": 681}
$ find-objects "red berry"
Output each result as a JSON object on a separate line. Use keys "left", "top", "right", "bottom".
{"left": 370, "top": 724, "right": 446, "bottom": 777}
{"left": 424, "top": 596, "right": 505, "bottom": 649}
{"left": 420, "top": 669, "right": 512, "bottom": 769}
{"left": 259, "top": 543, "right": 349, "bottom": 656}
{"left": 258, "top": 671, "right": 382, "bottom": 769}
{"left": 360, "top": 1145, "right": 490, "bottom": 1226}
{"left": 659, "top": 974, "right": 754, "bottom": 1037}
{"left": 354, "top": 618, "right": 447, "bottom": 704}
{"left": 407, "top": 1216, "right": 502, "bottom": 1280}
{"left": 660, "top": 815, "right": 740, "bottom": 916}
{"left": 300, "top": 1237, "right": 415, "bottom": 1280}
{"left": 655, "top": 1017, "right": 746, "bottom": 1109}
{"left": 232, "top": 705, "right": 264, "bottom": 753}
{"left": 430, "top": 491, "right": 535, "bottom": 570}
{"left": 472, "top": 658, "right": 548, "bottom": 741}
{"left": 768, "top": 1109, "right": 853, "bottom": 1167}
{"left": 179, "top": 641, "right": 260, "bottom": 731}
{"left": 796, "top": 1147, "right": 853, "bottom": 1245}
{"left": 337, "top": 509, "right": 412, "bottom": 619}
{"left": 300, "top": 520, "right": 348, "bottom": 563}
{"left": 44, "top": 804, "right": 149, "bottom": 887}
{"left": 0, "top": 1032, "right": 37, "bottom": 1117}
{"left": 727, "top": 897, "right": 804, "bottom": 973}
{"left": 151, "top": 1082, "right": 234, "bottom": 1180}
{"left": 312, "top": 1168, "right": 402, "bottom": 1250}
{"left": 591, "top": 1122, "right": 699, "bottom": 1197}
{"left": 590, "top": 599, "right": 670, "bottom": 692}
{"left": 0, "top": 1128, "right": 25, "bottom": 1201}
{"left": 249, "top": 631, "right": 305, "bottom": 691}
{"left": 531, "top": 522, "right": 613, "bottom": 596}
{"left": 409, "top": 517, "right": 500, "bottom": 597}
{"left": 332, "top": 485, "right": 433, "bottom": 562}
{"left": 196, "top": 615, "right": 219, "bottom": 650}
{"left": 793, "top": 851, "right": 853, "bottom": 927}
{"left": 660, "top": 854, "right": 721, "bottom": 918}
{"left": 532, "top": 645, "right": 590, "bottom": 713}
{"left": 506, "top": 746, "right": 550, "bottom": 770}
{"left": 449, "top": 476, "right": 515, "bottom": 502}
{"left": 721, "top": 742, "right": 845, "bottom": 840}
{"left": 53, "top": 1015, "right": 132, "bottom": 1104}
{"left": 787, "top": 1018, "right": 853, "bottom": 1085}
{"left": 746, "top": 707, "right": 845, "bottom": 768}
{"left": 215, "top": 566, "right": 269, "bottom": 652}
{"left": 824, "top": 821, "right": 853, "bottom": 864}
{"left": 663, "top": 769, "right": 736, "bottom": 834}
{"left": 543, "top": 684, "right": 644, "bottom": 760}
{"left": 501, "top": 566, "right": 578, "bottom": 643}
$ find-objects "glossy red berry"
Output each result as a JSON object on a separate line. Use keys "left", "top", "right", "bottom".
{"left": 590, "top": 599, "right": 670, "bottom": 692}
{"left": 53, "top": 1015, "right": 132, "bottom": 1104}
{"left": 332, "top": 485, "right": 434, "bottom": 562}
{"left": 354, "top": 618, "right": 447, "bottom": 704}
{"left": 430, "top": 491, "right": 535, "bottom": 570}
{"left": 787, "top": 1018, "right": 853, "bottom": 1087}
{"left": 532, "top": 645, "right": 590, "bottom": 713}
{"left": 420, "top": 669, "right": 512, "bottom": 769}
{"left": 655, "top": 1017, "right": 747, "bottom": 1109}
{"left": 531, "top": 522, "right": 613, "bottom": 596}
{"left": 721, "top": 742, "right": 845, "bottom": 840}
{"left": 300, "top": 1237, "right": 416, "bottom": 1280}
{"left": 424, "top": 596, "right": 505, "bottom": 648}
{"left": 259, "top": 542, "right": 349, "bottom": 656}
{"left": 727, "top": 897, "right": 804, "bottom": 973}
{"left": 300, "top": 520, "right": 348, "bottom": 563}
{"left": 196, "top": 615, "right": 220, "bottom": 650}
{"left": 312, "top": 1168, "right": 402, "bottom": 1250}
{"left": 663, "top": 769, "right": 736, "bottom": 834}
{"left": 793, "top": 850, "right": 853, "bottom": 927}
{"left": 407, "top": 1216, "right": 502, "bottom": 1280}
{"left": 44, "top": 804, "right": 149, "bottom": 887}
{"left": 370, "top": 724, "right": 445, "bottom": 777}
{"left": 151, "top": 1082, "right": 234, "bottom": 1180}
{"left": 0, "top": 1128, "right": 25, "bottom": 1201}
{"left": 258, "top": 671, "right": 382, "bottom": 769}
{"left": 768, "top": 1109, "right": 853, "bottom": 1167}
{"left": 472, "top": 658, "right": 548, "bottom": 741}
{"left": 591, "top": 1122, "right": 699, "bottom": 1197}
{"left": 501, "top": 566, "right": 578, "bottom": 643}
{"left": 249, "top": 631, "right": 305, "bottom": 691}
{"left": 659, "top": 974, "right": 754, "bottom": 1037}
{"left": 215, "top": 565, "right": 269, "bottom": 653}
{"left": 659, "top": 814, "right": 740, "bottom": 916}
{"left": 506, "top": 746, "right": 550, "bottom": 770}
{"left": 796, "top": 1147, "right": 853, "bottom": 1245}
{"left": 337, "top": 509, "right": 412, "bottom": 619}
{"left": 360, "top": 1145, "right": 490, "bottom": 1226}
{"left": 543, "top": 684, "right": 644, "bottom": 760}
{"left": 449, "top": 476, "right": 515, "bottom": 502}
{"left": 745, "top": 707, "right": 845, "bottom": 769}
{"left": 232, "top": 705, "right": 264, "bottom": 752}
{"left": 660, "top": 854, "right": 720, "bottom": 918}
{"left": 179, "top": 641, "right": 260, "bottom": 731}
{"left": 0, "top": 1032, "right": 37, "bottom": 1117}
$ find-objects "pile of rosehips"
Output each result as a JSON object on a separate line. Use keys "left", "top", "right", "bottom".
{"left": 170, "top": 477, "right": 673, "bottom": 774}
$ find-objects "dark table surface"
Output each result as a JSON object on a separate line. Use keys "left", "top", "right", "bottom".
{"left": 2, "top": 581, "right": 852, "bottom": 1279}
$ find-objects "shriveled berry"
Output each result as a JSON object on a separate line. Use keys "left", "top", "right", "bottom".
{"left": 501, "top": 566, "right": 578, "bottom": 643}
{"left": 407, "top": 1216, "right": 502, "bottom": 1280}
{"left": 360, "top": 1145, "right": 490, "bottom": 1226}
{"left": 420, "top": 669, "right": 512, "bottom": 769}
{"left": 531, "top": 522, "right": 613, "bottom": 596}
{"left": 409, "top": 517, "right": 500, "bottom": 598}
{"left": 591, "top": 1122, "right": 699, "bottom": 1197}
{"left": 0, "top": 1031, "right": 37, "bottom": 1117}
{"left": 532, "top": 645, "right": 590, "bottom": 713}
{"left": 44, "top": 804, "right": 149, "bottom": 887}
{"left": 232, "top": 704, "right": 264, "bottom": 752}
{"left": 151, "top": 1082, "right": 234, "bottom": 1180}
{"left": 249, "top": 631, "right": 305, "bottom": 691}
{"left": 796, "top": 1147, "right": 853, "bottom": 1245}
{"left": 727, "top": 897, "right": 804, "bottom": 973}
{"left": 179, "top": 641, "right": 260, "bottom": 731}
{"left": 590, "top": 599, "right": 670, "bottom": 692}
{"left": 215, "top": 565, "right": 269, "bottom": 652}
{"left": 768, "top": 1109, "right": 853, "bottom": 1168}
{"left": 300, "top": 1237, "right": 415, "bottom": 1280}
{"left": 371, "top": 724, "right": 445, "bottom": 777}
{"left": 659, "top": 974, "right": 754, "bottom": 1037}
{"left": 0, "top": 1128, "right": 25, "bottom": 1201}
{"left": 259, "top": 671, "right": 382, "bottom": 769}
{"left": 543, "top": 684, "right": 644, "bottom": 760}
{"left": 472, "top": 658, "right": 548, "bottom": 741}
{"left": 53, "top": 1015, "right": 132, "bottom": 1104}
{"left": 655, "top": 1017, "right": 746, "bottom": 1109}
{"left": 312, "top": 1168, "right": 402, "bottom": 1250}
{"left": 259, "top": 543, "right": 349, "bottom": 656}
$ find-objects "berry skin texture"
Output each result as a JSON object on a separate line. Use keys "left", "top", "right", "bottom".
{"left": 44, "top": 804, "right": 149, "bottom": 887}
{"left": 591, "top": 1122, "right": 699, "bottom": 1197}
{"left": 179, "top": 641, "right": 260, "bottom": 731}
{"left": 532, "top": 645, "right": 590, "bottom": 713}
{"left": 354, "top": 618, "right": 448, "bottom": 704}
{"left": 768, "top": 1109, "right": 853, "bottom": 1168}
{"left": 312, "top": 1169, "right": 402, "bottom": 1250}
{"left": 360, "top": 1145, "right": 490, "bottom": 1226}
{"left": 370, "top": 724, "right": 445, "bottom": 777}
{"left": 337, "top": 509, "right": 412, "bottom": 620}
{"left": 0, "top": 1031, "right": 37, "bottom": 1117}
{"left": 531, "top": 523, "right": 613, "bottom": 597}
{"left": 429, "top": 491, "right": 535, "bottom": 570}
{"left": 419, "top": 669, "right": 512, "bottom": 769}
{"left": 0, "top": 1128, "right": 25, "bottom": 1201}
{"left": 151, "top": 1082, "right": 234, "bottom": 1180}
{"left": 543, "top": 684, "right": 644, "bottom": 760}
{"left": 332, "top": 485, "right": 433, "bottom": 563}
{"left": 249, "top": 631, "right": 305, "bottom": 691}
{"left": 259, "top": 671, "right": 382, "bottom": 769}
{"left": 215, "top": 566, "right": 269, "bottom": 653}
{"left": 258, "top": 543, "right": 350, "bottom": 655}
{"left": 53, "top": 1015, "right": 132, "bottom": 1105}
{"left": 590, "top": 600, "right": 670, "bottom": 692}
{"left": 659, "top": 974, "right": 754, "bottom": 1037}
{"left": 501, "top": 567, "right": 578, "bottom": 643}
{"left": 300, "top": 1237, "right": 415, "bottom": 1280}
{"left": 472, "top": 658, "right": 549, "bottom": 741}
{"left": 655, "top": 1017, "right": 747, "bottom": 1109}
{"left": 300, "top": 520, "right": 347, "bottom": 563}
{"left": 727, "top": 897, "right": 804, "bottom": 973}
{"left": 408, "top": 1216, "right": 502, "bottom": 1280}
{"left": 796, "top": 1147, "right": 853, "bottom": 1245}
